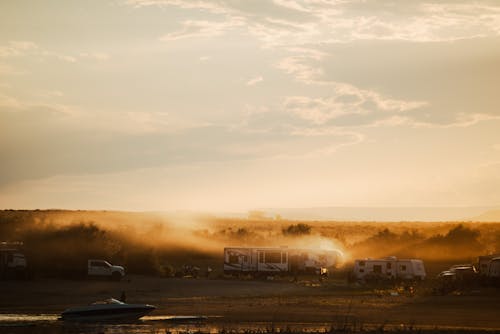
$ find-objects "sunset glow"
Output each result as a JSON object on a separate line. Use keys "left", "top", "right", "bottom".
{"left": 1, "top": 1, "right": 500, "bottom": 213}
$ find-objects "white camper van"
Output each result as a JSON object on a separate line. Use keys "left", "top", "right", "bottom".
{"left": 223, "top": 247, "right": 341, "bottom": 276}
{"left": 352, "top": 257, "right": 426, "bottom": 282}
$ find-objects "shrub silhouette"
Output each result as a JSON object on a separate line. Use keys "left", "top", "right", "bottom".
{"left": 282, "top": 223, "right": 312, "bottom": 236}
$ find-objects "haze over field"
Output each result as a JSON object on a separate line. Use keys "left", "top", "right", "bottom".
{"left": 2, "top": 210, "right": 499, "bottom": 277}
{"left": 1, "top": 1, "right": 500, "bottom": 216}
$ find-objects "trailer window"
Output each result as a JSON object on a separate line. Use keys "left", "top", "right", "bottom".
{"left": 400, "top": 265, "right": 407, "bottom": 271}
{"left": 373, "top": 265, "right": 382, "bottom": 273}
{"left": 281, "top": 252, "right": 287, "bottom": 264}
{"left": 359, "top": 261, "right": 365, "bottom": 266}
{"left": 265, "top": 252, "right": 281, "bottom": 263}
{"left": 386, "top": 262, "right": 392, "bottom": 269}
{"left": 228, "top": 254, "right": 239, "bottom": 264}
{"left": 91, "top": 261, "right": 109, "bottom": 267}
{"left": 259, "top": 252, "right": 264, "bottom": 263}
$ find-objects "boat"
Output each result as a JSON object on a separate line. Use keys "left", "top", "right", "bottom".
{"left": 60, "top": 298, "right": 156, "bottom": 322}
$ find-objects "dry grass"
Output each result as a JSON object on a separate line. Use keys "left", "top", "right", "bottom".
{"left": 1, "top": 210, "right": 499, "bottom": 276}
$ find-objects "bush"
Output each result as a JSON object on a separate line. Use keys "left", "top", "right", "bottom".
{"left": 282, "top": 223, "right": 311, "bottom": 236}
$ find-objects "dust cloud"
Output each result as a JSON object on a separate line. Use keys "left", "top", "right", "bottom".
{"left": 1, "top": 210, "right": 499, "bottom": 276}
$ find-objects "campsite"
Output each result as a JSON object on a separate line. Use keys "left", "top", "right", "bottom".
{"left": 1, "top": 210, "right": 500, "bottom": 332}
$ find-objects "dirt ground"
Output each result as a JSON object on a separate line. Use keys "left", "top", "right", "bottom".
{"left": 1, "top": 275, "right": 499, "bottom": 330}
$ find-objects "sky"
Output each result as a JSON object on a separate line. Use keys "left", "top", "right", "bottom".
{"left": 1, "top": 0, "right": 500, "bottom": 213}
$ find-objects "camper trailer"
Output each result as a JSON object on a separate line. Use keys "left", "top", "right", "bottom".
{"left": 352, "top": 257, "right": 426, "bottom": 282}
{"left": 223, "top": 247, "right": 340, "bottom": 276}
{"left": 224, "top": 247, "right": 286, "bottom": 274}
{"left": 477, "top": 254, "right": 500, "bottom": 276}
{"left": 488, "top": 257, "right": 500, "bottom": 283}
{"left": 0, "top": 242, "right": 28, "bottom": 279}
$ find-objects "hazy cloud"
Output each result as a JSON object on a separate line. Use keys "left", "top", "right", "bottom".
{"left": 246, "top": 75, "right": 263, "bottom": 86}
{"left": 1, "top": 0, "right": 500, "bottom": 210}
{"left": 159, "top": 18, "right": 244, "bottom": 41}
{"left": 0, "top": 41, "right": 38, "bottom": 58}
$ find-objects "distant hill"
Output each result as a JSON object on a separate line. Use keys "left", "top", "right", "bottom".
{"left": 258, "top": 206, "right": 499, "bottom": 222}
{"left": 469, "top": 210, "right": 500, "bottom": 222}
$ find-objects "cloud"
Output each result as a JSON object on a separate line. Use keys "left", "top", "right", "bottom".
{"left": 36, "top": 90, "right": 64, "bottom": 99}
{"left": 2, "top": 0, "right": 499, "bottom": 198}
{"left": 0, "top": 41, "right": 38, "bottom": 58}
{"left": 138, "top": 0, "right": 500, "bottom": 44}
{"left": 78, "top": 52, "right": 110, "bottom": 61}
{"left": 0, "top": 93, "right": 76, "bottom": 116}
{"left": 276, "top": 53, "right": 324, "bottom": 84}
{"left": 282, "top": 81, "right": 427, "bottom": 126}
{"left": 130, "top": 0, "right": 500, "bottom": 128}
{"left": 272, "top": 0, "right": 310, "bottom": 13}
{"left": 126, "top": 0, "right": 500, "bottom": 56}
{"left": 125, "top": 0, "right": 228, "bottom": 14}
{"left": 0, "top": 40, "right": 111, "bottom": 76}
{"left": 0, "top": 41, "right": 77, "bottom": 63}
{"left": 246, "top": 75, "right": 263, "bottom": 86}
{"left": 411, "top": 113, "right": 500, "bottom": 129}
{"left": 159, "top": 18, "right": 244, "bottom": 41}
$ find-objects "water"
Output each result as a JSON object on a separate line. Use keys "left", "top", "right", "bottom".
{"left": 0, "top": 313, "right": 372, "bottom": 334}
{"left": 0, "top": 314, "right": 340, "bottom": 334}
{"left": 1, "top": 314, "right": 497, "bottom": 334}
{"left": 0, "top": 314, "right": 220, "bottom": 334}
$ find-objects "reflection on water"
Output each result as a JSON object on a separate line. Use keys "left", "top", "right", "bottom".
{"left": 1, "top": 314, "right": 496, "bottom": 334}
{"left": 0, "top": 314, "right": 338, "bottom": 334}
{"left": 0, "top": 314, "right": 59, "bottom": 322}
{"left": 0, "top": 314, "right": 214, "bottom": 334}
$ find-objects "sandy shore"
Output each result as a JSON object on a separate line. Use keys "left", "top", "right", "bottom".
{"left": 0, "top": 276, "right": 499, "bottom": 329}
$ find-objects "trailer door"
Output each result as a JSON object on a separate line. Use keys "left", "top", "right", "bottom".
{"left": 257, "top": 251, "right": 265, "bottom": 271}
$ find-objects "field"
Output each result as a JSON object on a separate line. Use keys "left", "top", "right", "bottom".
{"left": 1, "top": 210, "right": 500, "bottom": 331}
{"left": 0, "top": 275, "right": 500, "bottom": 330}
{"left": 1, "top": 210, "right": 499, "bottom": 276}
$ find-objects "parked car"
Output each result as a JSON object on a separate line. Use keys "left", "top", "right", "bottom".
{"left": 438, "top": 264, "right": 477, "bottom": 282}
{"left": 88, "top": 259, "right": 125, "bottom": 281}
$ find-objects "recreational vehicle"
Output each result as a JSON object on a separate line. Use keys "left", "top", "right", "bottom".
{"left": 477, "top": 254, "right": 500, "bottom": 276}
{"left": 223, "top": 247, "right": 341, "bottom": 276}
{"left": 0, "top": 242, "right": 28, "bottom": 279}
{"left": 352, "top": 257, "right": 426, "bottom": 282}
{"left": 488, "top": 257, "right": 500, "bottom": 281}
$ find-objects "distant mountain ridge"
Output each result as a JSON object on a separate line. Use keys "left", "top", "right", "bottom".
{"left": 469, "top": 209, "right": 500, "bottom": 222}
{"left": 258, "top": 206, "right": 500, "bottom": 222}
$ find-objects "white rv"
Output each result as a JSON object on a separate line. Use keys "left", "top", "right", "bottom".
{"left": 0, "top": 249, "right": 27, "bottom": 276}
{"left": 488, "top": 257, "right": 500, "bottom": 279}
{"left": 223, "top": 247, "right": 340, "bottom": 276}
{"left": 477, "top": 254, "right": 500, "bottom": 276}
{"left": 352, "top": 257, "right": 426, "bottom": 282}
